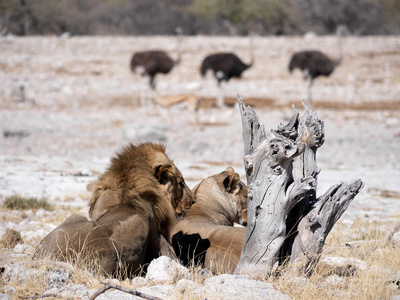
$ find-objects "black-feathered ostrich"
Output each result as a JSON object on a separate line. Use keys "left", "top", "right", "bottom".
{"left": 288, "top": 26, "right": 345, "bottom": 105}
{"left": 130, "top": 28, "right": 182, "bottom": 90}
{"left": 200, "top": 35, "right": 254, "bottom": 107}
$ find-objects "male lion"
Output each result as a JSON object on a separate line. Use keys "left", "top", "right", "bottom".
{"left": 172, "top": 167, "right": 247, "bottom": 274}
{"left": 34, "top": 142, "right": 195, "bottom": 277}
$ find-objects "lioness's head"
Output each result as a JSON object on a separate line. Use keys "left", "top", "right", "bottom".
{"left": 193, "top": 167, "right": 248, "bottom": 226}
{"left": 88, "top": 142, "right": 195, "bottom": 238}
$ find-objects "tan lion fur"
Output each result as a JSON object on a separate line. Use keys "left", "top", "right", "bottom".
{"left": 34, "top": 142, "right": 195, "bottom": 277}
{"left": 172, "top": 167, "right": 247, "bottom": 274}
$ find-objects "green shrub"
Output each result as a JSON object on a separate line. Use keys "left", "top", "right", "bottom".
{"left": 2, "top": 195, "right": 54, "bottom": 211}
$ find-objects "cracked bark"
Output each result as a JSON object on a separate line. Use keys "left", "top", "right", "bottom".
{"left": 234, "top": 96, "right": 363, "bottom": 278}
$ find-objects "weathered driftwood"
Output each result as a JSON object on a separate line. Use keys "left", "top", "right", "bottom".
{"left": 234, "top": 96, "right": 363, "bottom": 278}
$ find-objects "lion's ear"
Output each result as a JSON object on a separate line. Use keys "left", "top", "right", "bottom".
{"left": 223, "top": 172, "right": 241, "bottom": 194}
{"left": 155, "top": 164, "right": 173, "bottom": 185}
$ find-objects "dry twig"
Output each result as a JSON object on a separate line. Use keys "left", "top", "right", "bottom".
{"left": 89, "top": 282, "right": 163, "bottom": 300}
{"left": 22, "top": 294, "right": 64, "bottom": 300}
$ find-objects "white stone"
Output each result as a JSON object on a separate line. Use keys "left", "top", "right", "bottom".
{"left": 325, "top": 274, "right": 344, "bottom": 286}
{"left": 131, "top": 276, "right": 148, "bottom": 287}
{"left": 145, "top": 256, "right": 190, "bottom": 284}
{"left": 192, "top": 274, "right": 291, "bottom": 300}
{"left": 13, "top": 244, "right": 26, "bottom": 254}
{"left": 174, "top": 278, "right": 198, "bottom": 295}
{"left": 316, "top": 256, "right": 368, "bottom": 276}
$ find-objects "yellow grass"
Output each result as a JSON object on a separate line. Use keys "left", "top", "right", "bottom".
{"left": 271, "top": 217, "right": 400, "bottom": 300}
{"left": 1, "top": 207, "right": 400, "bottom": 299}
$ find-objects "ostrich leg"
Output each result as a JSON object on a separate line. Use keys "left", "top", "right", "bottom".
{"left": 139, "top": 77, "right": 147, "bottom": 107}
{"left": 216, "top": 84, "right": 225, "bottom": 108}
{"left": 306, "top": 76, "right": 313, "bottom": 106}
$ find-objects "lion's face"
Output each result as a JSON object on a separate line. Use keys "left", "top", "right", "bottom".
{"left": 155, "top": 163, "right": 195, "bottom": 218}
{"left": 193, "top": 167, "right": 247, "bottom": 226}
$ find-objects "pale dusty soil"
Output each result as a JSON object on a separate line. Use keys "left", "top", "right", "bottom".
{"left": 0, "top": 34, "right": 400, "bottom": 260}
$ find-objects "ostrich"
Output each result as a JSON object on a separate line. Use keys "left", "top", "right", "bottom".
{"left": 288, "top": 26, "right": 345, "bottom": 105}
{"left": 200, "top": 35, "right": 254, "bottom": 107}
{"left": 130, "top": 28, "right": 182, "bottom": 91}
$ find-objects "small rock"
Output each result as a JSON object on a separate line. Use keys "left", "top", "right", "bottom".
{"left": 47, "top": 269, "right": 71, "bottom": 289}
{"left": 325, "top": 274, "right": 344, "bottom": 286}
{"left": 89, "top": 282, "right": 172, "bottom": 300}
{"left": 35, "top": 208, "right": 46, "bottom": 217}
{"left": 88, "top": 289, "right": 139, "bottom": 300}
{"left": 196, "top": 268, "right": 212, "bottom": 281}
{"left": 145, "top": 256, "right": 190, "bottom": 284}
{"left": 138, "top": 285, "right": 173, "bottom": 299}
{"left": 131, "top": 276, "right": 148, "bottom": 287}
{"left": 1, "top": 287, "right": 16, "bottom": 295}
{"left": 192, "top": 274, "right": 291, "bottom": 299}
{"left": 44, "top": 283, "right": 89, "bottom": 298}
{"left": 14, "top": 243, "right": 34, "bottom": 254}
{"left": 101, "top": 278, "right": 120, "bottom": 286}
{"left": 17, "top": 269, "right": 39, "bottom": 283}
{"left": 290, "top": 276, "right": 309, "bottom": 288}
{"left": 13, "top": 244, "right": 25, "bottom": 254}
{"left": 2, "top": 264, "right": 24, "bottom": 282}
{"left": 316, "top": 256, "right": 367, "bottom": 276}
{"left": 174, "top": 278, "right": 198, "bottom": 295}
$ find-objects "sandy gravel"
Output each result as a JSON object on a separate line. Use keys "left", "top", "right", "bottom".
{"left": 0, "top": 34, "right": 400, "bottom": 242}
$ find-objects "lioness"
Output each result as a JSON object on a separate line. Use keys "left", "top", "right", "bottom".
{"left": 172, "top": 167, "right": 247, "bottom": 274}
{"left": 34, "top": 142, "right": 195, "bottom": 277}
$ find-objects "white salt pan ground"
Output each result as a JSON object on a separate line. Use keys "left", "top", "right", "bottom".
{"left": 1, "top": 34, "right": 400, "bottom": 247}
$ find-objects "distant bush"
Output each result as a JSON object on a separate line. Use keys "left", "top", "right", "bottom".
{"left": 2, "top": 195, "right": 54, "bottom": 211}
{"left": 0, "top": 0, "right": 399, "bottom": 36}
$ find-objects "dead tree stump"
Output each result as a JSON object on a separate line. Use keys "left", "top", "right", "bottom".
{"left": 234, "top": 96, "right": 364, "bottom": 278}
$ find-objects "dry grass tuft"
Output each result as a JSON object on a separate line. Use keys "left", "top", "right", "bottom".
{"left": 1, "top": 209, "right": 399, "bottom": 299}
{"left": 0, "top": 258, "right": 105, "bottom": 299}
{"left": 2, "top": 195, "right": 54, "bottom": 211}
{"left": 0, "top": 228, "right": 22, "bottom": 249}
{"left": 270, "top": 216, "right": 400, "bottom": 300}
